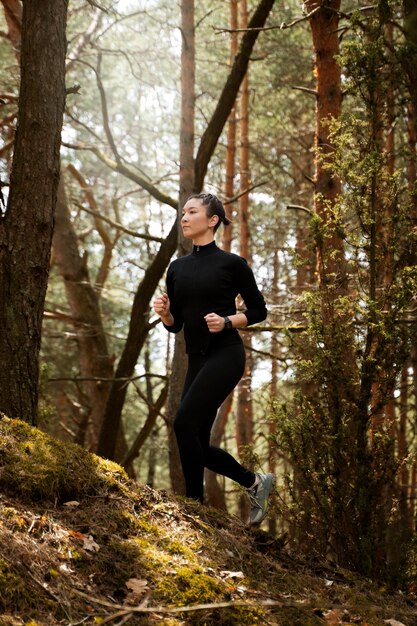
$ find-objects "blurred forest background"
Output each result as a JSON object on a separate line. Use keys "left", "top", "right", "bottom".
{"left": 1, "top": 0, "right": 417, "bottom": 582}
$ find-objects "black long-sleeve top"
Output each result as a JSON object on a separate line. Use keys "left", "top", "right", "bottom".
{"left": 164, "top": 240, "right": 267, "bottom": 355}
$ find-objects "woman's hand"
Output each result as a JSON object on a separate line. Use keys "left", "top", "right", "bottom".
{"left": 154, "top": 293, "right": 174, "bottom": 326}
{"left": 204, "top": 312, "right": 225, "bottom": 333}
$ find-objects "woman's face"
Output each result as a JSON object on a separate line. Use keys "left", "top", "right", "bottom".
{"left": 181, "top": 198, "right": 218, "bottom": 241}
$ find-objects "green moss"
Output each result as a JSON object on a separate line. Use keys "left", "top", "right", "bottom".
{"left": 117, "top": 510, "right": 162, "bottom": 539}
{"left": 0, "top": 417, "right": 129, "bottom": 503}
{"left": 0, "top": 506, "right": 28, "bottom": 532}
{"left": 160, "top": 537, "right": 197, "bottom": 560}
{"left": 155, "top": 564, "right": 224, "bottom": 605}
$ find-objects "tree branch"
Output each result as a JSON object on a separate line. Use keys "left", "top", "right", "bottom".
{"left": 62, "top": 141, "right": 178, "bottom": 210}
{"left": 194, "top": 0, "right": 276, "bottom": 191}
{"left": 66, "top": 6, "right": 103, "bottom": 71}
{"left": 76, "top": 204, "right": 165, "bottom": 243}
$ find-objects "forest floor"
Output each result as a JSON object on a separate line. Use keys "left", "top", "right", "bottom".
{"left": 0, "top": 417, "right": 416, "bottom": 626}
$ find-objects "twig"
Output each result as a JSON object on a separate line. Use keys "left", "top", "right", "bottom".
{"left": 223, "top": 181, "right": 268, "bottom": 205}
{"left": 292, "top": 85, "right": 317, "bottom": 97}
{"left": 279, "top": 6, "right": 321, "bottom": 30}
{"left": 46, "top": 373, "right": 167, "bottom": 384}
{"left": 286, "top": 204, "right": 313, "bottom": 215}
{"left": 86, "top": 0, "right": 109, "bottom": 13}
{"left": 72, "top": 588, "right": 284, "bottom": 615}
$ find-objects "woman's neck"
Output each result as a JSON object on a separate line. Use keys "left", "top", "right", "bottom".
{"left": 192, "top": 234, "right": 215, "bottom": 246}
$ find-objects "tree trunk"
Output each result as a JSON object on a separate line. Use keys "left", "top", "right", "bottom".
{"left": 236, "top": 0, "right": 252, "bottom": 522}
{"left": 268, "top": 247, "right": 279, "bottom": 535}
{"left": 221, "top": 0, "right": 238, "bottom": 254}
{"left": 0, "top": 0, "right": 68, "bottom": 422}
{"left": 53, "top": 178, "right": 115, "bottom": 449}
{"left": 96, "top": 220, "right": 177, "bottom": 459}
{"left": 205, "top": 0, "right": 239, "bottom": 508}
{"left": 403, "top": 0, "right": 417, "bottom": 125}
{"left": 305, "top": 0, "right": 345, "bottom": 284}
{"left": 164, "top": 0, "right": 195, "bottom": 495}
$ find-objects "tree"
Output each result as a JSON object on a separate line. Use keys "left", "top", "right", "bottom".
{"left": 0, "top": 0, "right": 68, "bottom": 422}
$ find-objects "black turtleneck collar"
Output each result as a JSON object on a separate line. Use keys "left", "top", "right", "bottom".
{"left": 192, "top": 240, "right": 218, "bottom": 256}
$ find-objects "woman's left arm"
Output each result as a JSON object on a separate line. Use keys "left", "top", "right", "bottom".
{"left": 235, "top": 257, "right": 267, "bottom": 326}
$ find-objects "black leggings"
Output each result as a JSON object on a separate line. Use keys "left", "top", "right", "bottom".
{"left": 174, "top": 342, "right": 256, "bottom": 502}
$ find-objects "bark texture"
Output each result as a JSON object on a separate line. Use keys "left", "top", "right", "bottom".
{"left": 0, "top": 0, "right": 68, "bottom": 422}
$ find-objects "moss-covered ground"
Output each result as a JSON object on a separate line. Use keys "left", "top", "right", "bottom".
{"left": 0, "top": 416, "right": 415, "bottom": 625}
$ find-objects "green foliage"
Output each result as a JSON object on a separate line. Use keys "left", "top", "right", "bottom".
{"left": 269, "top": 0, "right": 417, "bottom": 580}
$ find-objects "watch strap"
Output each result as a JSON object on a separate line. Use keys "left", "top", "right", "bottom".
{"left": 223, "top": 316, "right": 233, "bottom": 329}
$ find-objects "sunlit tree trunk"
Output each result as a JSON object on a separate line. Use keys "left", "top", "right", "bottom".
{"left": 222, "top": 0, "right": 238, "bottom": 254}
{"left": 0, "top": 0, "right": 68, "bottom": 422}
{"left": 305, "top": 0, "right": 344, "bottom": 284}
{"left": 205, "top": 0, "right": 238, "bottom": 509}
{"left": 165, "top": 0, "right": 195, "bottom": 495}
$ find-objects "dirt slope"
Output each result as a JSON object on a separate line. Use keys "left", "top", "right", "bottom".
{"left": 0, "top": 416, "right": 415, "bottom": 626}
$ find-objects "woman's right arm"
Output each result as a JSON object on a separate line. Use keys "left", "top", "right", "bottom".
{"left": 153, "top": 264, "right": 184, "bottom": 333}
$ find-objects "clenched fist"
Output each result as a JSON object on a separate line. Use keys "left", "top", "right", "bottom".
{"left": 153, "top": 293, "right": 174, "bottom": 326}
{"left": 204, "top": 312, "right": 225, "bottom": 333}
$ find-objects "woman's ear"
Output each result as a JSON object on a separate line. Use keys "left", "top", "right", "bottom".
{"left": 209, "top": 214, "right": 219, "bottom": 228}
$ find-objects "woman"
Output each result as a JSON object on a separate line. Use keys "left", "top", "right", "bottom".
{"left": 153, "top": 192, "right": 275, "bottom": 525}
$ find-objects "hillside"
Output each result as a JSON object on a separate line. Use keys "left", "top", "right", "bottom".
{"left": 0, "top": 416, "right": 415, "bottom": 626}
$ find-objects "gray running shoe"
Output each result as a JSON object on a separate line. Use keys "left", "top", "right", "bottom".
{"left": 247, "top": 473, "right": 276, "bottom": 526}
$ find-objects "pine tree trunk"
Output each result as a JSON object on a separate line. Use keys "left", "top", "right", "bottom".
{"left": 165, "top": 0, "right": 195, "bottom": 495}
{"left": 0, "top": 0, "right": 68, "bottom": 423}
{"left": 205, "top": 0, "right": 238, "bottom": 508}
{"left": 236, "top": 0, "right": 252, "bottom": 522}
{"left": 221, "top": 0, "right": 238, "bottom": 253}
{"left": 305, "top": 0, "right": 344, "bottom": 284}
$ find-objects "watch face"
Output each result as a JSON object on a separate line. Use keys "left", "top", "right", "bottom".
{"left": 224, "top": 316, "right": 232, "bottom": 329}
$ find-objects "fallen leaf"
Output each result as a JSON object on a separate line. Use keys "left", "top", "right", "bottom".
{"left": 125, "top": 578, "right": 149, "bottom": 604}
{"left": 83, "top": 535, "right": 100, "bottom": 552}
{"left": 126, "top": 578, "right": 149, "bottom": 595}
{"left": 63, "top": 500, "right": 80, "bottom": 507}
{"left": 384, "top": 620, "right": 407, "bottom": 626}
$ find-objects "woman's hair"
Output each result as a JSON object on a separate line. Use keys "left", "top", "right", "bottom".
{"left": 187, "top": 193, "right": 231, "bottom": 233}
